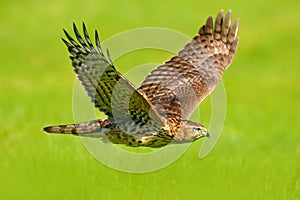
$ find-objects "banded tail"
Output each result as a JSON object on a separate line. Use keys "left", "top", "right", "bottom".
{"left": 43, "top": 119, "right": 113, "bottom": 136}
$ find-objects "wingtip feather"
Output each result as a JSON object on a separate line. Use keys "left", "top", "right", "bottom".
{"left": 230, "top": 37, "right": 239, "bottom": 55}
{"left": 205, "top": 16, "right": 214, "bottom": 40}
{"left": 228, "top": 19, "right": 239, "bottom": 44}
{"left": 221, "top": 10, "right": 232, "bottom": 43}
{"left": 214, "top": 10, "right": 224, "bottom": 40}
{"left": 95, "top": 30, "right": 104, "bottom": 55}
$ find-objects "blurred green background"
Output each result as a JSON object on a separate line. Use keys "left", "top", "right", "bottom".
{"left": 1, "top": 0, "right": 299, "bottom": 199}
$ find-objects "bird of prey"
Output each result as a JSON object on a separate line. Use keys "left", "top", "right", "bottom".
{"left": 43, "top": 10, "right": 239, "bottom": 148}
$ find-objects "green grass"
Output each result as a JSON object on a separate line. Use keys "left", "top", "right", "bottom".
{"left": 1, "top": 0, "right": 300, "bottom": 199}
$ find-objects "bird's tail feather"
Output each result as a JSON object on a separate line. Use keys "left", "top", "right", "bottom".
{"left": 43, "top": 119, "right": 113, "bottom": 136}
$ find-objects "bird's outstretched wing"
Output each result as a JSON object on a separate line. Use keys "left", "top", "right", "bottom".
{"left": 63, "top": 23, "right": 164, "bottom": 131}
{"left": 139, "top": 10, "right": 239, "bottom": 122}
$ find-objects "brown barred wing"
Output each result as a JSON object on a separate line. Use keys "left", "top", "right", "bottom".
{"left": 139, "top": 10, "right": 239, "bottom": 121}
{"left": 62, "top": 23, "right": 164, "bottom": 130}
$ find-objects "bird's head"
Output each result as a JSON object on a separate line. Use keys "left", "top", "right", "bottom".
{"left": 192, "top": 125, "right": 210, "bottom": 140}
{"left": 173, "top": 120, "right": 209, "bottom": 142}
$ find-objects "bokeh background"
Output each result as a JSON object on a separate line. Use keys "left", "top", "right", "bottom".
{"left": 1, "top": 0, "right": 299, "bottom": 199}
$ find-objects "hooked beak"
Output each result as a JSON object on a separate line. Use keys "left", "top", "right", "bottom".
{"left": 206, "top": 131, "right": 210, "bottom": 138}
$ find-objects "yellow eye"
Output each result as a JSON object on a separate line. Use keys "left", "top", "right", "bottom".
{"left": 193, "top": 127, "right": 202, "bottom": 133}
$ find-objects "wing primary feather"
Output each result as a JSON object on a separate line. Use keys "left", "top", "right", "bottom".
{"left": 230, "top": 37, "right": 239, "bottom": 55}
{"left": 73, "top": 23, "right": 90, "bottom": 52}
{"left": 228, "top": 19, "right": 239, "bottom": 44}
{"left": 106, "top": 48, "right": 114, "bottom": 65}
{"left": 63, "top": 28, "right": 88, "bottom": 55}
{"left": 198, "top": 25, "right": 205, "bottom": 36}
{"left": 221, "top": 10, "right": 232, "bottom": 43}
{"left": 214, "top": 10, "right": 223, "bottom": 40}
{"left": 61, "top": 38, "right": 72, "bottom": 48}
{"left": 63, "top": 28, "right": 81, "bottom": 47}
{"left": 204, "top": 16, "right": 214, "bottom": 41}
{"left": 63, "top": 29, "right": 76, "bottom": 46}
{"left": 82, "top": 22, "right": 94, "bottom": 49}
{"left": 95, "top": 30, "right": 104, "bottom": 56}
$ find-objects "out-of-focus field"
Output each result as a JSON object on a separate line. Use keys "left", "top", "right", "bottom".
{"left": 0, "top": 0, "right": 299, "bottom": 199}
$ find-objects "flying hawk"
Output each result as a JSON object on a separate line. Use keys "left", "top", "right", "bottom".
{"left": 43, "top": 10, "right": 239, "bottom": 148}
